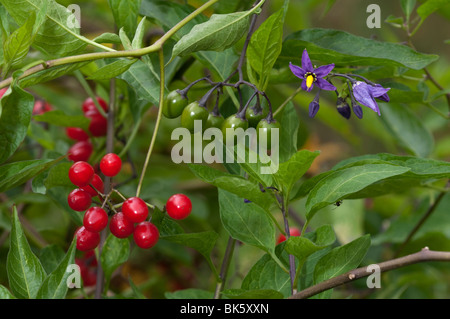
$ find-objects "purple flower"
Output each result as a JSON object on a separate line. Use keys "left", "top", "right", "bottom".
{"left": 352, "top": 81, "right": 390, "bottom": 116}
{"left": 289, "top": 49, "right": 336, "bottom": 92}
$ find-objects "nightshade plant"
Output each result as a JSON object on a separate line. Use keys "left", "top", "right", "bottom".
{"left": 0, "top": 0, "right": 450, "bottom": 302}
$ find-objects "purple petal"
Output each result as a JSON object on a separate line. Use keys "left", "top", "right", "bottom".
{"left": 371, "top": 85, "right": 390, "bottom": 98}
{"left": 316, "top": 78, "right": 336, "bottom": 91}
{"left": 301, "top": 49, "right": 313, "bottom": 72}
{"left": 314, "top": 63, "right": 335, "bottom": 77}
{"left": 352, "top": 82, "right": 381, "bottom": 115}
{"left": 289, "top": 62, "right": 305, "bottom": 79}
{"left": 373, "top": 84, "right": 390, "bottom": 102}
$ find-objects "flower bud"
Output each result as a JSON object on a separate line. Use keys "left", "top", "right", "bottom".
{"left": 336, "top": 97, "right": 351, "bottom": 119}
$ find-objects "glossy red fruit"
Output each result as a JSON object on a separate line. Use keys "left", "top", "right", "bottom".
{"left": 80, "top": 174, "right": 104, "bottom": 197}
{"left": 99, "top": 153, "right": 122, "bottom": 177}
{"left": 32, "top": 100, "right": 52, "bottom": 115}
{"left": 276, "top": 227, "right": 301, "bottom": 245}
{"left": 166, "top": 194, "right": 192, "bottom": 220}
{"left": 75, "top": 258, "right": 97, "bottom": 287}
{"left": 69, "top": 161, "right": 94, "bottom": 187}
{"left": 83, "top": 207, "right": 108, "bottom": 232}
{"left": 133, "top": 222, "right": 159, "bottom": 249}
{"left": 122, "top": 197, "right": 148, "bottom": 223}
{"left": 68, "top": 189, "right": 92, "bottom": 212}
{"left": 66, "top": 127, "right": 89, "bottom": 141}
{"left": 68, "top": 140, "right": 93, "bottom": 162}
{"left": 86, "top": 112, "right": 107, "bottom": 137}
{"left": 82, "top": 97, "right": 108, "bottom": 115}
{"left": 75, "top": 226, "right": 100, "bottom": 251}
{"left": 83, "top": 250, "right": 98, "bottom": 267}
{"left": 109, "top": 212, "right": 135, "bottom": 238}
{"left": 0, "top": 87, "right": 8, "bottom": 98}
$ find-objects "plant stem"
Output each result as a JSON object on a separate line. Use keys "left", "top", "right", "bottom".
{"left": 273, "top": 85, "right": 303, "bottom": 117}
{"left": 289, "top": 247, "right": 450, "bottom": 299}
{"left": 136, "top": 49, "right": 165, "bottom": 198}
{"left": 214, "top": 237, "right": 236, "bottom": 299}
{"left": 74, "top": 70, "right": 107, "bottom": 118}
{"left": 0, "top": 0, "right": 221, "bottom": 90}
{"left": 95, "top": 77, "right": 116, "bottom": 299}
{"left": 279, "top": 194, "right": 296, "bottom": 295}
{"left": 395, "top": 183, "right": 449, "bottom": 257}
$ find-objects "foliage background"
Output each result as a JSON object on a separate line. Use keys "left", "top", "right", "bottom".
{"left": 0, "top": 0, "right": 449, "bottom": 299}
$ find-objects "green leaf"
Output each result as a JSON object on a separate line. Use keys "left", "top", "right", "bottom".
{"left": 93, "top": 32, "right": 122, "bottom": 44}
{"left": 247, "top": 8, "right": 285, "bottom": 90}
{"left": 171, "top": 7, "right": 259, "bottom": 58}
{"left": 19, "top": 62, "right": 91, "bottom": 89}
{"left": 3, "top": 11, "right": 36, "bottom": 69}
{"left": 100, "top": 234, "right": 130, "bottom": 287}
{"left": 108, "top": 0, "right": 141, "bottom": 39}
{"left": 305, "top": 164, "right": 411, "bottom": 222}
{"left": 165, "top": 288, "right": 214, "bottom": 299}
{"left": 0, "top": 157, "right": 64, "bottom": 192}
{"left": 119, "top": 60, "right": 161, "bottom": 105}
{"left": 218, "top": 189, "right": 275, "bottom": 253}
{"left": 401, "top": 0, "right": 416, "bottom": 21}
{"left": 188, "top": 164, "right": 275, "bottom": 211}
{"left": 0, "top": 0, "right": 87, "bottom": 58}
{"left": 140, "top": 0, "right": 239, "bottom": 81}
{"left": 274, "top": 150, "right": 320, "bottom": 199}
{"left": 131, "top": 17, "right": 146, "bottom": 49}
{"left": 417, "top": 0, "right": 450, "bottom": 20}
{"left": 313, "top": 235, "right": 371, "bottom": 299}
{"left": 277, "top": 102, "right": 299, "bottom": 163}
{"left": 33, "top": 110, "right": 90, "bottom": 130}
{"left": 0, "top": 285, "right": 16, "bottom": 299}
{"left": 118, "top": 27, "right": 132, "bottom": 50}
{"left": 38, "top": 244, "right": 65, "bottom": 274}
{"left": 379, "top": 103, "right": 434, "bottom": 157}
{"left": 87, "top": 58, "right": 138, "bottom": 80}
{"left": 7, "top": 207, "right": 46, "bottom": 299}
{"left": 284, "top": 225, "right": 336, "bottom": 266}
{"left": 0, "top": 84, "right": 34, "bottom": 164}
{"left": 36, "top": 239, "right": 76, "bottom": 299}
{"left": 162, "top": 231, "right": 219, "bottom": 275}
{"left": 221, "top": 288, "right": 283, "bottom": 299}
{"left": 279, "top": 28, "right": 439, "bottom": 70}
{"left": 241, "top": 244, "right": 291, "bottom": 297}
{"left": 151, "top": 206, "right": 184, "bottom": 236}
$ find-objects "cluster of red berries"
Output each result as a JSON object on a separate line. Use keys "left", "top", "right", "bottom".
{"left": 68, "top": 152, "right": 193, "bottom": 252}
{"left": 0, "top": 87, "right": 53, "bottom": 116}
{"left": 66, "top": 97, "right": 108, "bottom": 163}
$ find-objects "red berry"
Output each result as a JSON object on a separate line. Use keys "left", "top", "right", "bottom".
{"left": 166, "top": 194, "right": 192, "bottom": 220}
{"left": 75, "top": 226, "right": 100, "bottom": 251}
{"left": 69, "top": 161, "right": 94, "bottom": 187}
{"left": 276, "top": 227, "right": 301, "bottom": 245}
{"left": 80, "top": 174, "right": 104, "bottom": 197}
{"left": 66, "top": 127, "right": 89, "bottom": 141}
{"left": 133, "top": 222, "right": 159, "bottom": 249}
{"left": 82, "top": 97, "right": 108, "bottom": 115}
{"left": 109, "top": 212, "right": 134, "bottom": 238}
{"left": 83, "top": 207, "right": 108, "bottom": 232}
{"left": 68, "top": 140, "right": 93, "bottom": 162}
{"left": 122, "top": 197, "right": 148, "bottom": 223}
{"left": 68, "top": 189, "right": 92, "bottom": 212}
{"left": 32, "top": 100, "right": 52, "bottom": 115}
{"left": 99, "top": 153, "right": 122, "bottom": 177}
{"left": 0, "top": 87, "right": 8, "bottom": 98}
{"left": 86, "top": 112, "right": 107, "bottom": 137}
{"left": 83, "top": 250, "right": 98, "bottom": 267}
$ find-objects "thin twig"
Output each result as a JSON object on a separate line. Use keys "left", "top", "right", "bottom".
{"left": 214, "top": 237, "right": 236, "bottom": 299}
{"left": 289, "top": 247, "right": 450, "bottom": 299}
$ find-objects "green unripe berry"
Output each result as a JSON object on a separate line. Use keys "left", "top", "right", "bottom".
{"left": 163, "top": 90, "right": 189, "bottom": 119}
{"left": 180, "top": 101, "right": 209, "bottom": 133}
{"left": 256, "top": 119, "right": 280, "bottom": 150}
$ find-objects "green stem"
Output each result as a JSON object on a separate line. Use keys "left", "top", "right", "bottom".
{"left": 118, "top": 117, "right": 142, "bottom": 158}
{"left": 136, "top": 49, "right": 165, "bottom": 198}
{"left": 74, "top": 70, "right": 107, "bottom": 118}
{"left": 0, "top": 0, "right": 220, "bottom": 90}
{"left": 273, "top": 85, "right": 303, "bottom": 117}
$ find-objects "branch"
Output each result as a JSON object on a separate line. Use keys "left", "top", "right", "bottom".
{"left": 0, "top": 0, "right": 220, "bottom": 90}
{"left": 289, "top": 247, "right": 450, "bottom": 299}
